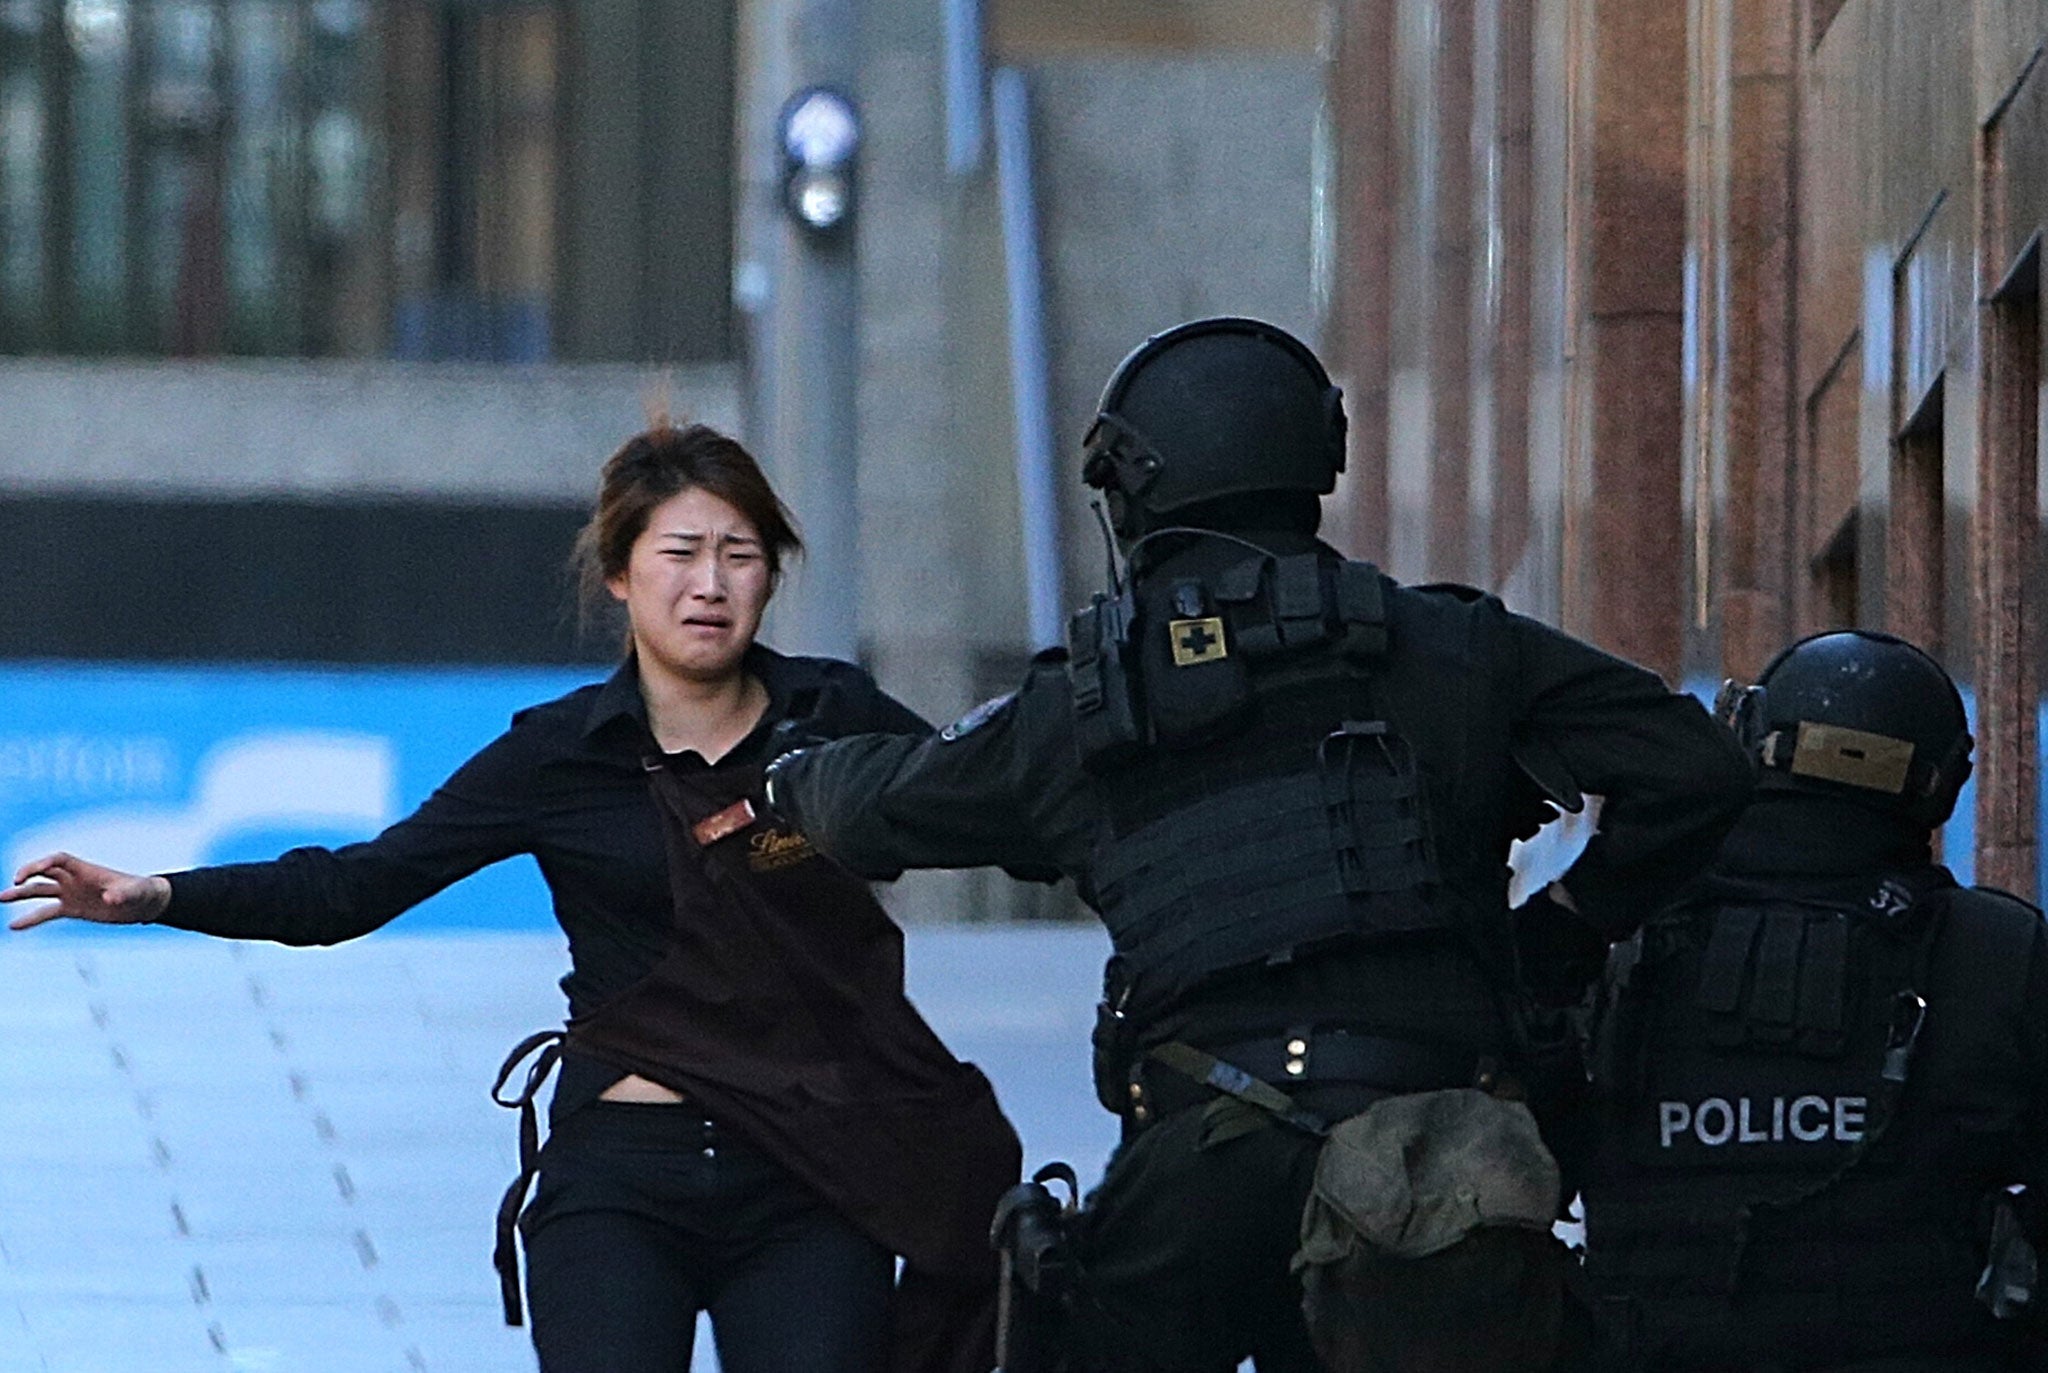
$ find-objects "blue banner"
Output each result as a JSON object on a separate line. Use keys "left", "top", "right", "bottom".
{"left": 0, "top": 662, "right": 601, "bottom": 933}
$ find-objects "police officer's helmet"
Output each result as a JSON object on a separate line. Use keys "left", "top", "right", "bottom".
{"left": 1081, "top": 317, "right": 1346, "bottom": 535}
{"left": 1719, "top": 630, "right": 1973, "bottom": 827}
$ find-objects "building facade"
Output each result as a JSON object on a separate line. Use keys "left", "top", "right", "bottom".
{"left": 1327, "top": 0, "right": 2048, "bottom": 902}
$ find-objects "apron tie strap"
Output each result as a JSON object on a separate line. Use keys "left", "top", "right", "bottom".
{"left": 490, "top": 1030, "right": 566, "bottom": 1326}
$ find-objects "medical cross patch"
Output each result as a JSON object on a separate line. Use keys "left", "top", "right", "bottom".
{"left": 1169, "top": 616, "right": 1228, "bottom": 667}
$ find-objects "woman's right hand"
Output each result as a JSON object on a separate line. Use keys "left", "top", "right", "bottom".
{"left": 1, "top": 854, "right": 171, "bottom": 931}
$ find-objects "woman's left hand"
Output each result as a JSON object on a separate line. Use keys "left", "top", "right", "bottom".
{"left": 1, "top": 853, "right": 172, "bottom": 931}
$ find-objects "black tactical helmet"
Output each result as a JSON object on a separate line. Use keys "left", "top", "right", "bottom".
{"left": 1081, "top": 317, "right": 1346, "bottom": 535}
{"left": 1719, "top": 630, "right": 1973, "bottom": 827}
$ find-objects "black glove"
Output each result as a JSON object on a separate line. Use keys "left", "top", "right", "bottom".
{"left": 759, "top": 746, "right": 810, "bottom": 824}
{"left": 758, "top": 712, "right": 835, "bottom": 822}
{"left": 1513, "top": 887, "right": 1612, "bottom": 1008}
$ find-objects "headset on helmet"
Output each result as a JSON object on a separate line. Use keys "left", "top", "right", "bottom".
{"left": 1081, "top": 317, "right": 1346, "bottom": 535}
{"left": 1714, "top": 630, "right": 1973, "bottom": 827}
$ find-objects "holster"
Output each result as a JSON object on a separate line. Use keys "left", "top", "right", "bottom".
{"left": 1091, "top": 999, "right": 1136, "bottom": 1116}
{"left": 991, "top": 1165, "right": 1078, "bottom": 1373}
{"left": 1511, "top": 998, "right": 1594, "bottom": 1206}
{"left": 1091, "top": 958, "right": 1138, "bottom": 1116}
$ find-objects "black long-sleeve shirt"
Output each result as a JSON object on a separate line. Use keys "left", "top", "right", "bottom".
{"left": 159, "top": 646, "right": 929, "bottom": 1020}
{"left": 776, "top": 545, "right": 1755, "bottom": 1054}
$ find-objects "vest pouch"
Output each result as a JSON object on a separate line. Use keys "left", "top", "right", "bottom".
{"left": 1070, "top": 593, "right": 1145, "bottom": 770}
{"left": 1319, "top": 721, "right": 1439, "bottom": 915}
{"left": 1212, "top": 552, "right": 1366, "bottom": 659}
{"left": 1695, "top": 904, "right": 1854, "bottom": 1060}
{"left": 1141, "top": 576, "right": 1252, "bottom": 747}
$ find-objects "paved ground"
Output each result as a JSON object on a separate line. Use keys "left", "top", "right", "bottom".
{"left": 0, "top": 925, "right": 1119, "bottom": 1373}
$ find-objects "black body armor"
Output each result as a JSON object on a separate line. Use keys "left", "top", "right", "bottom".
{"left": 1583, "top": 874, "right": 2042, "bottom": 1369}
{"left": 1068, "top": 545, "right": 1448, "bottom": 1019}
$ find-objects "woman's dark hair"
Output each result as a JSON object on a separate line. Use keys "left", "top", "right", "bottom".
{"left": 572, "top": 424, "right": 803, "bottom": 615}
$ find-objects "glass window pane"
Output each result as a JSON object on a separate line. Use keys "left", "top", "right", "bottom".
{"left": 0, "top": 0, "right": 47, "bottom": 345}
{"left": 222, "top": 0, "right": 291, "bottom": 351}
{"left": 494, "top": 7, "right": 554, "bottom": 360}
{"left": 304, "top": 0, "right": 368, "bottom": 354}
{"left": 306, "top": 0, "right": 364, "bottom": 236}
{"left": 66, "top": 0, "right": 129, "bottom": 350}
{"left": 147, "top": 0, "right": 226, "bottom": 353}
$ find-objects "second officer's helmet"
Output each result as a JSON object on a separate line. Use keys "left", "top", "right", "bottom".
{"left": 1081, "top": 317, "right": 1346, "bottom": 536}
{"left": 1720, "top": 629, "right": 1973, "bottom": 827}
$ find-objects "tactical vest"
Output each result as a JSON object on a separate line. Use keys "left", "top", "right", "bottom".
{"left": 1067, "top": 546, "right": 1447, "bottom": 1019}
{"left": 1582, "top": 873, "right": 2032, "bottom": 1368}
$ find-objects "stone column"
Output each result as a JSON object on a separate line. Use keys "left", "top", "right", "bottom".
{"left": 1571, "top": 0, "right": 1687, "bottom": 678}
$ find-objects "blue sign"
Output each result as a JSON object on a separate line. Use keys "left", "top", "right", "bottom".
{"left": 0, "top": 662, "right": 602, "bottom": 934}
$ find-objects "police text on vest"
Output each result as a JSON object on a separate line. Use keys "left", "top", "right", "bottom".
{"left": 1658, "top": 1095, "right": 1866, "bottom": 1148}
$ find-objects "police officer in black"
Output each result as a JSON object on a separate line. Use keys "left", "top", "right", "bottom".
{"left": 766, "top": 317, "right": 1755, "bottom": 1372}
{"left": 1580, "top": 630, "right": 2048, "bottom": 1372}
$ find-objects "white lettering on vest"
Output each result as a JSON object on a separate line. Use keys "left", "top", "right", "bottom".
{"left": 1694, "top": 1098, "right": 1736, "bottom": 1146}
{"left": 1660, "top": 1100, "right": 1691, "bottom": 1148}
{"left": 1653, "top": 1094, "right": 1871, "bottom": 1147}
{"left": 1789, "top": 1094, "right": 1830, "bottom": 1142}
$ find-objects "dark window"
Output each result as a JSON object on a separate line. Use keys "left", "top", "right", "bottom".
{"left": 1889, "top": 380, "right": 1945, "bottom": 657}
{"left": 1811, "top": 506, "right": 1857, "bottom": 631}
{"left": 0, "top": 494, "right": 611, "bottom": 664}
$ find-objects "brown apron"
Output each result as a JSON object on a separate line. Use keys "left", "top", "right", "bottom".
{"left": 495, "top": 754, "right": 1021, "bottom": 1373}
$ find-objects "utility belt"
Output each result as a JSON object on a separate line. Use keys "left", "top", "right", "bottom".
{"left": 1123, "top": 1029, "right": 1489, "bottom": 1133}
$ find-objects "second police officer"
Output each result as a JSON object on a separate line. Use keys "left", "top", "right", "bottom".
{"left": 765, "top": 317, "right": 1756, "bottom": 1372}
{"left": 1580, "top": 630, "right": 2048, "bottom": 1371}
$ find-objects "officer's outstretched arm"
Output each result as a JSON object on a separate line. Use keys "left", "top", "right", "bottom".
{"left": 767, "top": 663, "right": 1086, "bottom": 882}
{"left": 1507, "top": 610, "right": 1754, "bottom": 938}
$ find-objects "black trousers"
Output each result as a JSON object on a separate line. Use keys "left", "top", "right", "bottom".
{"left": 520, "top": 1100, "right": 895, "bottom": 1373}
{"left": 1066, "top": 1092, "right": 1363, "bottom": 1373}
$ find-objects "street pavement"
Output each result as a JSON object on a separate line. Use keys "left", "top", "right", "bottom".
{"left": 0, "top": 924, "right": 1118, "bottom": 1373}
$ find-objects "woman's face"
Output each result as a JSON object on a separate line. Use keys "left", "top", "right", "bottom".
{"left": 608, "top": 486, "right": 772, "bottom": 683}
